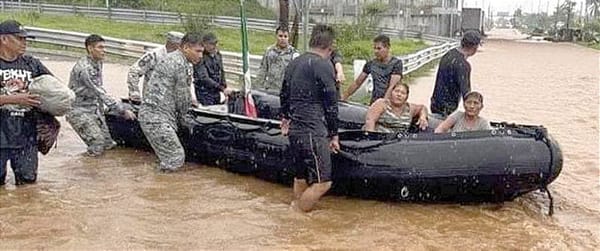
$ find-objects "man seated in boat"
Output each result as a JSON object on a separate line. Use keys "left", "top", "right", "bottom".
{"left": 363, "top": 83, "right": 428, "bottom": 133}
{"left": 434, "top": 91, "right": 491, "bottom": 133}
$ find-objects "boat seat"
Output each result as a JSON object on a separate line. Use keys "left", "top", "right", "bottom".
{"left": 226, "top": 90, "right": 282, "bottom": 121}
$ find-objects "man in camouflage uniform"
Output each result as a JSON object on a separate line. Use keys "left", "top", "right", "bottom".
{"left": 126, "top": 31, "right": 184, "bottom": 102}
{"left": 66, "top": 34, "right": 136, "bottom": 157}
{"left": 254, "top": 26, "right": 299, "bottom": 92}
{"left": 138, "top": 32, "right": 204, "bottom": 171}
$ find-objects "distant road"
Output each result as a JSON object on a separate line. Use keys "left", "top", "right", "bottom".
{"left": 485, "top": 28, "right": 530, "bottom": 40}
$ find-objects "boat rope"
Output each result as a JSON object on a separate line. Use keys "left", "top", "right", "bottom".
{"left": 544, "top": 185, "right": 554, "bottom": 216}
{"left": 536, "top": 126, "right": 555, "bottom": 216}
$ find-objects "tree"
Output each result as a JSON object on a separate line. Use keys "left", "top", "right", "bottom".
{"left": 289, "top": 0, "right": 300, "bottom": 48}
{"left": 561, "top": 0, "right": 576, "bottom": 29}
{"left": 279, "top": 0, "right": 289, "bottom": 29}
{"left": 511, "top": 8, "right": 523, "bottom": 27}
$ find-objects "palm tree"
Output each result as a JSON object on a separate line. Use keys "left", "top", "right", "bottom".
{"left": 560, "top": 0, "right": 576, "bottom": 29}
{"left": 587, "top": 0, "right": 600, "bottom": 18}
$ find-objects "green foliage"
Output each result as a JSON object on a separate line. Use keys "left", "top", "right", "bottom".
{"left": 334, "top": 23, "right": 428, "bottom": 65}
{"left": 362, "top": 1, "right": 387, "bottom": 28}
{"left": 330, "top": 1, "right": 426, "bottom": 65}
{"left": 335, "top": 1, "right": 388, "bottom": 42}
{"left": 24, "top": 11, "right": 41, "bottom": 24}
{"left": 181, "top": 14, "right": 213, "bottom": 34}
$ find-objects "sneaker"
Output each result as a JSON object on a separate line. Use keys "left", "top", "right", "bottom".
{"left": 86, "top": 150, "right": 103, "bottom": 157}
{"left": 104, "top": 141, "right": 118, "bottom": 150}
{"left": 158, "top": 163, "right": 180, "bottom": 173}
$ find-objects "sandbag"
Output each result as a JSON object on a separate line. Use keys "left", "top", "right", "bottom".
{"left": 28, "top": 74, "right": 75, "bottom": 116}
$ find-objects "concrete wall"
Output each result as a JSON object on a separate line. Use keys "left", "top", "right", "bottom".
{"left": 255, "top": 0, "right": 461, "bottom": 37}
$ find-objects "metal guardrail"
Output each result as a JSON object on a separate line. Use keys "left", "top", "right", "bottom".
{"left": 26, "top": 27, "right": 263, "bottom": 83}
{"left": 11, "top": 1, "right": 458, "bottom": 88}
{"left": 27, "top": 26, "right": 456, "bottom": 81}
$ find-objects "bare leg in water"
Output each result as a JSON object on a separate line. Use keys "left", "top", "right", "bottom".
{"left": 293, "top": 181, "right": 332, "bottom": 212}
{"left": 293, "top": 178, "right": 309, "bottom": 200}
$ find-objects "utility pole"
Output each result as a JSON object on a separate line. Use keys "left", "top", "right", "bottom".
{"left": 554, "top": 0, "right": 559, "bottom": 32}
{"left": 566, "top": 1, "right": 572, "bottom": 30}
{"left": 355, "top": 0, "right": 360, "bottom": 24}
{"left": 405, "top": 0, "right": 411, "bottom": 32}
{"left": 449, "top": 0, "right": 454, "bottom": 37}
{"left": 302, "top": 0, "right": 311, "bottom": 52}
{"left": 437, "top": 0, "right": 441, "bottom": 36}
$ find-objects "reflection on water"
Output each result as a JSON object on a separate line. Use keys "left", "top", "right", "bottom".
{"left": 1, "top": 29, "right": 598, "bottom": 249}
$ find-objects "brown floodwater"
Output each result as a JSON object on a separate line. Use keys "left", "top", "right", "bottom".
{"left": 1, "top": 29, "right": 598, "bottom": 249}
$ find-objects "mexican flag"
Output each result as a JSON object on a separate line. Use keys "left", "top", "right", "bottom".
{"left": 240, "top": 0, "right": 257, "bottom": 118}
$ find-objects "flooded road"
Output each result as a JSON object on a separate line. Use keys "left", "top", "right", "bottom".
{"left": 1, "top": 29, "right": 598, "bottom": 249}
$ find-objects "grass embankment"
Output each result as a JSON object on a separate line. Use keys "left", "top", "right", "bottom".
{"left": 0, "top": 12, "right": 435, "bottom": 103}
{"left": 0, "top": 12, "right": 275, "bottom": 54}
{"left": 584, "top": 42, "right": 600, "bottom": 50}
{"left": 38, "top": 0, "right": 276, "bottom": 19}
{"left": 0, "top": 12, "right": 427, "bottom": 61}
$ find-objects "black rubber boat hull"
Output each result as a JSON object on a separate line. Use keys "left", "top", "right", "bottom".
{"left": 106, "top": 92, "right": 562, "bottom": 203}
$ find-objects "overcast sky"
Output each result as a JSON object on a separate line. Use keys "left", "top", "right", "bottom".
{"left": 462, "top": 0, "right": 588, "bottom": 14}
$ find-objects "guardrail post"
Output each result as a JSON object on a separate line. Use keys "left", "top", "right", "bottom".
{"left": 107, "top": 5, "right": 112, "bottom": 20}
{"left": 143, "top": 9, "right": 147, "bottom": 23}
{"left": 1, "top": 1, "right": 4, "bottom": 12}
{"left": 37, "top": 2, "right": 42, "bottom": 13}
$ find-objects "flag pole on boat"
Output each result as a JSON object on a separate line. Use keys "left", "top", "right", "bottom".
{"left": 240, "top": 0, "right": 258, "bottom": 118}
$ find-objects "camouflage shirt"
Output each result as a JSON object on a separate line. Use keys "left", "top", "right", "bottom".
{"left": 126, "top": 46, "right": 169, "bottom": 99}
{"left": 139, "top": 50, "right": 193, "bottom": 126}
{"left": 255, "top": 44, "right": 299, "bottom": 91}
{"left": 68, "top": 56, "right": 123, "bottom": 113}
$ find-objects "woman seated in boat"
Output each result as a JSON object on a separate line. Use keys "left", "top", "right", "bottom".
{"left": 434, "top": 91, "right": 492, "bottom": 133}
{"left": 364, "top": 83, "right": 428, "bottom": 133}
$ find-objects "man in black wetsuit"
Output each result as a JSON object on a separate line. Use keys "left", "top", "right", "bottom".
{"left": 280, "top": 24, "right": 340, "bottom": 212}
{"left": 429, "top": 30, "right": 481, "bottom": 128}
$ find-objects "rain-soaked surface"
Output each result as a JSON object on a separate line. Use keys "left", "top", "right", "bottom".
{"left": 0, "top": 29, "right": 598, "bottom": 249}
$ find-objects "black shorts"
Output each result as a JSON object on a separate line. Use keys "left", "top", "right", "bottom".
{"left": 289, "top": 133, "right": 332, "bottom": 185}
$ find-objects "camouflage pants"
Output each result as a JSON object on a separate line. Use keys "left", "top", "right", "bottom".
{"left": 139, "top": 120, "right": 185, "bottom": 171}
{"left": 66, "top": 109, "right": 117, "bottom": 156}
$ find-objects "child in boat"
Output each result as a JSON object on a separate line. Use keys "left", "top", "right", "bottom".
{"left": 434, "top": 91, "right": 492, "bottom": 133}
{"left": 364, "top": 83, "right": 428, "bottom": 133}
